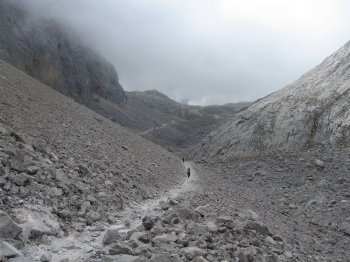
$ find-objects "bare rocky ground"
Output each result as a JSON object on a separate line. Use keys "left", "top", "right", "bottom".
{"left": 1, "top": 57, "right": 350, "bottom": 261}
{"left": 192, "top": 149, "right": 350, "bottom": 261}
{"left": 0, "top": 60, "right": 323, "bottom": 262}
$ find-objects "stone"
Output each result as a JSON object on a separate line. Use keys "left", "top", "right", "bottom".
{"left": 0, "top": 240, "right": 22, "bottom": 258}
{"left": 244, "top": 221, "right": 273, "bottom": 236}
{"left": 101, "top": 255, "right": 142, "bottom": 262}
{"left": 0, "top": 176, "right": 6, "bottom": 186}
{"left": 122, "top": 145, "right": 129, "bottom": 151}
{"left": 149, "top": 254, "right": 182, "bottom": 262}
{"left": 265, "top": 236, "right": 276, "bottom": 245}
{"left": 10, "top": 174, "right": 30, "bottom": 187}
{"left": 206, "top": 222, "right": 218, "bottom": 233}
{"left": 87, "top": 211, "right": 101, "bottom": 222}
{"left": 0, "top": 211, "right": 22, "bottom": 240}
{"left": 8, "top": 257, "right": 35, "bottom": 262}
{"left": 40, "top": 254, "right": 52, "bottom": 261}
{"left": 152, "top": 234, "right": 178, "bottom": 245}
{"left": 340, "top": 222, "right": 350, "bottom": 236}
{"left": 195, "top": 204, "right": 212, "bottom": 218}
{"left": 78, "top": 164, "right": 91, "bottom": 175}
{"left": 14, "top": 207, "right": 60, "bottom": 240}
{"left": 78, "top": 201, "right": 91, "bottom": 216}
{"left": 181, "top": 247, "right": 206, "bottom": 260}
{"left": 142, "top": 216, "right": 156, "bottom": 230}
{"left": 193, "top": 256, "right": 209, "bottom": 262}
{"left": 55, "top": 169, "right": 67, "bottom": 182}
{"left": 50, "top": 187, "right": 63, "bottom": 197}
{"left": 134, "top": 246, "right": 153, "bottom": 258}
{"left": 129, "top": 231, "right": 150, "bottom": 244}
{"left": 173, "top": 207, "right": 200, "bottom": 221}
{"left": 284, "top": 251, "right": 293, "bottom": 259}
{"left": 103, "top": 226, "right": 122, "bottom": 245}
{"left": 5, "top": 239, "right": 23, "bottom": 250}
{"left": 109, "top": 243, "right": 135, "bottom": 256}
{"left": 57, "top": 209, "right": 73, "bottom": 219}
{"left": 314, "top": 159, "right": 324, "bottom": 169}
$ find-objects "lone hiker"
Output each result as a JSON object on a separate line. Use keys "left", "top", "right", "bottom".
{"left": 187, "top": 167, "right": 191, "bottom": 178}
{"left": 182, "top": 157, "right": 185, "bottom": 163}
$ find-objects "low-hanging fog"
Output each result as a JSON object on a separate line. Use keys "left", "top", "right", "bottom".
{"left": 15, "top": 0, "right": 350, "bottom": 105}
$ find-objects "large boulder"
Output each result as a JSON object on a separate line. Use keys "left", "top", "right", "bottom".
{"left": 103, "top": 226, "right": 123, "bottom": 245}
{"left": 14, "top": 207, "right": 60, "bottom": 240}
{"left": 0, "top": 240, "right": 22, "bottom": 259}
{"left": 0, "top": 212, "right": 22, "bottom": 240}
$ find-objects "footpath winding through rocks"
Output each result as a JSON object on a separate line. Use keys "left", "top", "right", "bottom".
{"left": 20, "top": 162, "right": 198, "bottom": 262}
{"left": 22, "top": 161, "right": 310, "bottom": 262}
{"left": 6, "top": 160, "right": 303, "bottom": 262}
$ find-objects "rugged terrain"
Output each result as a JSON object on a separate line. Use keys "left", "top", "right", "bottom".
{"left": 189, "top": 41, "right": 350, "bottom": 160}
{"left": 98, "top": 90, "right": 250, "bottom": 151}
{"left": 0, "top": 60, "right": 303, "bottom": 262}
{"left": 0, "top": 0, "right": 250, "bottom": 152}
{"left": 193, "top": 150, "right": 350, "bottom": 261}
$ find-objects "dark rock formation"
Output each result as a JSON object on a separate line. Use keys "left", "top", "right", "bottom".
{"left": 0, "top": 0, "right": 126, "bottom": 107}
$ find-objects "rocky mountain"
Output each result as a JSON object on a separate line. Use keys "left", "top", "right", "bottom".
{"left": 0, "top": 0, "right": 250, "bottom": 153}
{"left": 97, "top": 89, "right": 250, "bottom": 151}
{"left": 0, "top": 61, "right": 326, "bottom": 262}
{"left": 190, "top": 40, "right": 350, "bottom": 160}
{"left": 0, "top": 58, "right": 294, "bottom": 261}
{"left": 0, "top": 0, "right": 126, "bottom": 109}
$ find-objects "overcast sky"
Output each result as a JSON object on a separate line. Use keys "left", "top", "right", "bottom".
{"left": 18, "top": 0, "right": 350, "bottom": 105}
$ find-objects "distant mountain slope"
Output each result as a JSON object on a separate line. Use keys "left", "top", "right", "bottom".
{"left": 190, "top": 41, "right": 350, "bottom": 159}
{"left": 0, "top": 59, "right": 184, "bottom": 209}
{"left": 96, "top": 89, "right": 250, "bottom": 151}
{"left": 0, "top": 0, "right": 126, "bottom": 106}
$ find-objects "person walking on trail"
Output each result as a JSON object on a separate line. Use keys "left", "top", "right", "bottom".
{"left": 187, "top": 167, "right": 191, "bottom": 178}
{"left": 182, "top": 157, "right": 185, "bottom": 163}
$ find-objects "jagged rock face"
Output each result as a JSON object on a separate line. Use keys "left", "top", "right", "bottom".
{"left": 190, "top": 41, "right": 350, "bottom": 159}
{"left": 0, "top": 0, "right": 126, "bottom": 106}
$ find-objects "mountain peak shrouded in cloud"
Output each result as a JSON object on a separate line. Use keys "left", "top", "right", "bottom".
{"left": 13, "top": 0, "right": 350, "bottom": 105}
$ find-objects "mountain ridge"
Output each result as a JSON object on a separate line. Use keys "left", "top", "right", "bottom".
{"left": 189, "top": 40, "right": 350, "bottom": 159}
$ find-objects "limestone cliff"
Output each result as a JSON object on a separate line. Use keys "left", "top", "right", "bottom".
{"left": 190, "top": 41, "right": 350, "bottom": 159}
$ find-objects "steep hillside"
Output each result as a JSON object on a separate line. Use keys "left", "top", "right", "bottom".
{"left": 0, "top": 59, "right": 185, "bottom": 221}
{"left": 190, "top": 41, "right": 350, "bottom": 159}
{"left": 0, "top": 0, "right": 126, "bottom": 107}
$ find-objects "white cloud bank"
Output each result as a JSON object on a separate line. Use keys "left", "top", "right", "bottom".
{"left": 17, "top": 0, "right": 350, "bottom": 105}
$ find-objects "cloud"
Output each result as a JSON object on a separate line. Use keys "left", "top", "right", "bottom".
{"left": 15, "top": 0, "right": 350, "bottom": 105}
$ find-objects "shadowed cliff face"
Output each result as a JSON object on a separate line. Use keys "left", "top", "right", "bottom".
{"left": 0, "top": 0, "right": 126, "bottom": 106}
{"left": 189, "top": 40, "right": 350, "bottom": 160}
{"left": 0, "top": 0, "right": 251, "bottom": 152}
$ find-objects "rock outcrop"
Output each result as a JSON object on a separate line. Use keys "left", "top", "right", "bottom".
{"left": 0, "top": 0, "right": 126, "bottom": 107}
{"left": 190, "top": 40, "right": 350, "bottom": 159}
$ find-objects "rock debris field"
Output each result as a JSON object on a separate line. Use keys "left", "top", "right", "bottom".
{"left": 0, "top": 61, "right": 350, "bottom": 262}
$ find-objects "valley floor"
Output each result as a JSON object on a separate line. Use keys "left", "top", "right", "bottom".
{"left": 18, "top": 149, "right": 350, "bottom": 262}
{"left": 192, "top": 149, "right": 350, "bottom": 261}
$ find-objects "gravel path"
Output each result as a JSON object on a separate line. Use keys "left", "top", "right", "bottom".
{"left": 22, "top": 163, "right": 197, "bottom": 262}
